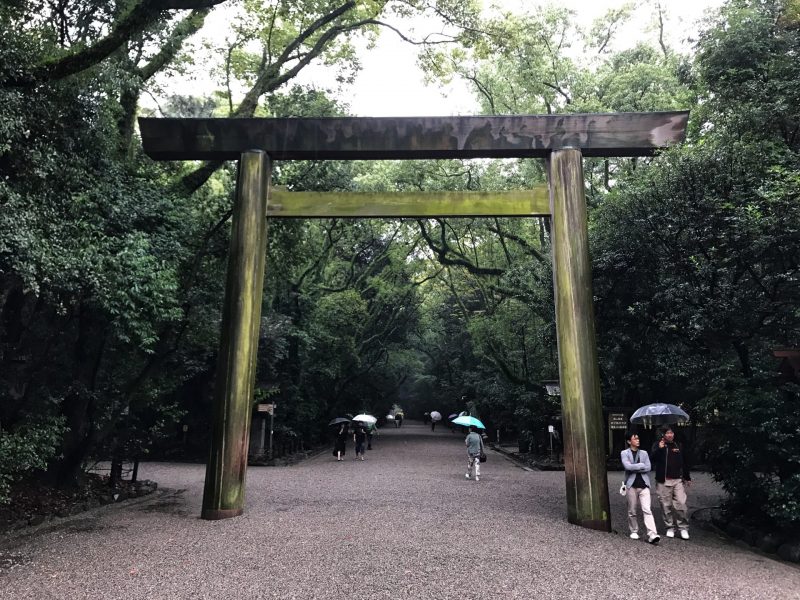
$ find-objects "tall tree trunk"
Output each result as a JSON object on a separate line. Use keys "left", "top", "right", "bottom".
{"left": 47, "top": 301, "right": 104, "bottom": 488}
{"left": 733, "top": 340, "right": 752, "bottom": 378}
{"left": 118, "top": 86, "right": 141, "bottom": 159}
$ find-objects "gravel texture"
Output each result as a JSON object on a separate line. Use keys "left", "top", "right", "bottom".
{"left": 1, "top": 420, "right": 798, "bottom": 599}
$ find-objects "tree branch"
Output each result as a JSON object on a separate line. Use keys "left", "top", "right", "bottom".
{"left": 178, "top": 1, "right": 358, "bottom": 194}
{"left": 10, "top": 0, "right": 227, "bottom": 85}
{"left": 416, "top": 220, "right": 505, "bottom": 276}
{"left": 139, "top": 8, "right": 210, "bottom": 81}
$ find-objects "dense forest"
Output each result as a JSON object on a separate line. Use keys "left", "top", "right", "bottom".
{"left": 1, "top": 0, "right": 798, "bottom": 528}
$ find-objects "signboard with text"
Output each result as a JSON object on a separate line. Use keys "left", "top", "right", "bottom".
{"left": 608, "top": 413, "right": 627, "bottom": 429}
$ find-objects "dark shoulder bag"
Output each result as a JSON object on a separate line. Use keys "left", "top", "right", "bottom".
{"left": 479, "top": 436, "right": 487, "bottom": 463}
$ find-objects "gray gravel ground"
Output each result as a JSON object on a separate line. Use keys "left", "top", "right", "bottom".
{"left": 1, "top": 420, "right": 798, "bottom": 599}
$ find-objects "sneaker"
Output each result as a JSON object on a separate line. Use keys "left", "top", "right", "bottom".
{"left": 679, "top": 530, "right": 689, "bottom": 540}
{"left": 647, "top": 534, "right": 661, "bottom": 545}
{"left": 475, "top": 477, "right": 479, "bottom": 481}
{"left": 465, "top": 473, "right": 470, "bottom": 479}
{"left": 666, "top": 529, "right": 675, "bottom": 538}
{"left": 629, "top": 532, "right": 640, "bottom": 540}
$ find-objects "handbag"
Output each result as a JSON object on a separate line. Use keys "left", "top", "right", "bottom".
{"left": 479, "top": 437, "right": 487, "bottom": 463}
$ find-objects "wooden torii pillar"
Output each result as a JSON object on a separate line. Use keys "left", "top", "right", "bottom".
{"left": 140, "top": 112, "right": 688, "bottom": 529}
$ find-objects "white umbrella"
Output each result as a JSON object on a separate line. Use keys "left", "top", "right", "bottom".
{"left": 430, "top": 411, "right": 442, "bottom": 422}
{"left": 386, "top": 414, "right": 395, "bottom": 420}
{"left": 353, "top": 414, "right": 377, "bottom": 425}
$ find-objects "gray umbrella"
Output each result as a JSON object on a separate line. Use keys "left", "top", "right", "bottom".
{"left": 328, "top": 417, "right": 351, "bottom": 426}
{"left": 629, "top": 403, "right": 690, "bottom": 426}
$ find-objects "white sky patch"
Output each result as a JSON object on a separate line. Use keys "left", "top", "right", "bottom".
{"left": 147, "top": 0, "right": 724, "bottom": 118}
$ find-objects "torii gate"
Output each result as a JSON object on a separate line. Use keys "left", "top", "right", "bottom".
{"left": 139, "top": 112, "right": 688, "bottom": 531}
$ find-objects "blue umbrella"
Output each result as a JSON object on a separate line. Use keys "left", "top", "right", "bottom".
{"left": 451, "top": 415, "right": 486, "bottom": 429}
{"left": 629, "top": 403, "right": 689, "bottom": 426}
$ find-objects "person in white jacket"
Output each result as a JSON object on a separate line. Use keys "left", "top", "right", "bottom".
{"left": 621, "top": 432, "right": 660, "bottom": 544}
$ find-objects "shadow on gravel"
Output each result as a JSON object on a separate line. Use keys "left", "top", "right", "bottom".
{"left": 137, "top": 490, "right": 189, "bottom": 516}
{"left": 0, "top": 551, "right": 31, "bottom": 574}
{"left": 57, "top": 517, "right": 129, "bottom": 534}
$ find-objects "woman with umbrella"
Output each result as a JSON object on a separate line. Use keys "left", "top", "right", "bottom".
{"left": 464, "top": 425, "right": 484, "bottom": 481}
{"left": 452, "top": 415, "right": 486, "bottom": 481}
{"left": 329, "top": 418, "right": 350, "bottom": 461}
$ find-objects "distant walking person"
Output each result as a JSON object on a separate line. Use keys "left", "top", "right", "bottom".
{"left": 464, "top": 426, "right": 483, "bottom": 481}
{"left": 621, "top": 432, "right": 660, "bottom": 544}
{"left": 651, "top": 426, "right": 692, "bottom": 539}
{"left": 353, "top": 424, "right": 367, "bottom": 461}
{"left": 395, "top": 412, "right": 403, "bottom": 428}
{"left": 334, "top": 424, "right": 348, "bottom": 461}
{"left": 366, "top": 423, "right": 375, "bottom": 450}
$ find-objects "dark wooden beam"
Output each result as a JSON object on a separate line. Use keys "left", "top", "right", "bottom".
{"left": 138, "top": 112, "right": 689, "bottom": 161}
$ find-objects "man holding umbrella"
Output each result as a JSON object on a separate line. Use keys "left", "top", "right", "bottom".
{"left": 651, "top": 426, "right": 692, "bottom": 540}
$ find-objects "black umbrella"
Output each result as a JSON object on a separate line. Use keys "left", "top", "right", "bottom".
{"left": 328, "top": 417, "right": 351, "bottom": 426}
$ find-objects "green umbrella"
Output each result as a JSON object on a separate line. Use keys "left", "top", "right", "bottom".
{"left": 451, "top": 415, "right": 485, "bottom": 429}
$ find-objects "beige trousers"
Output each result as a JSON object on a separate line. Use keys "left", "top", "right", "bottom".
{"left": 626, "top": 486, "right": 658, "bottom": 537}
{"left": 656, "top": 479, "right": 689, "bottom": 530}
{"left": 468, "top": 455, "right": 481, "bottom": 478}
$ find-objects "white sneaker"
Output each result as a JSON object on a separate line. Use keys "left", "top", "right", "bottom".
{"left": 629, "top": 532, "right": 640, "bottom": 540}
{"left": 475, "top": 476, "right": 479, "bottom": 481}
{"left": 666, "top": 529, "right": 675, "bottom": 538}
{"left": 679, "top": 530, "right": 689, "bottom": 540}
{"left": 465, "top": 473, "right": 470, "bottom": 479}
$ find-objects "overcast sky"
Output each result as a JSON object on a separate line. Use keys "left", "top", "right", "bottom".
{"left": 336, "top": 0, "right": 725, "bottom": 116}
{"left": 154, "top": 0, "right": 725, "bottom": 117}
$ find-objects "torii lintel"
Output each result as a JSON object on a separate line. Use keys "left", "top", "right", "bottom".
{"left": 138, "top": 111, "right": 688, "bottom": 161}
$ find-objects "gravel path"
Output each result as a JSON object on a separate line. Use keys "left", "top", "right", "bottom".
{"left": 1, "top": 420, "right": 798, "bottom": 599}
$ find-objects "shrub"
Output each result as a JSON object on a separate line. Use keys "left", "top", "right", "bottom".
{"left": 0, "top": 418, "right": 65, "bottom": 503}
{"left": 699, "top": 371, "right": 800, "bottom": 529}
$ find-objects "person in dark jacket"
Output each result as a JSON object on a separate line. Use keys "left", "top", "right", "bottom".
{"left": 353, "top": 424, "right": 367, "bottom": 461}
{"left": 651, "top": 426, "right": 691, "bottom": 539}
{"left": 334, "top": 424, "right": 348, "bottom": 461}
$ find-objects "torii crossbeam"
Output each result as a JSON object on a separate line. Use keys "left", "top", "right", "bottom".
{"left": 140, "top": 111, "right": 688, "bottom": 531}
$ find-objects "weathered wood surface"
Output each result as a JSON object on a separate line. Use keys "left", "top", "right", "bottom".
{"left": 139, "top": 112, "right": 689, "bottom": 161}
{"left": 267, "top": 187, "right": 551, "bottom": 218}
{"left": 202, "top": 151, "right": 270, "bottom": 520}
{"left": 548, "top": 148, "right": 611, "bottom": 532}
